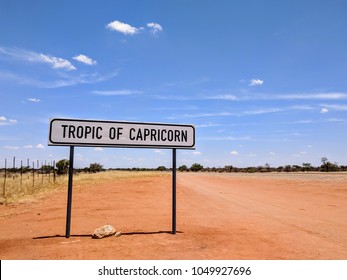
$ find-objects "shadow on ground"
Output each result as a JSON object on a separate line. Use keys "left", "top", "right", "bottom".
{"left": 33, "top": 231, "right": 183, "bottom": 239}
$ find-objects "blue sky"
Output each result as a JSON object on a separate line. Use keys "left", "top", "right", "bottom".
{"left": 1, "top": 0, "right": 347, "bottom": 169}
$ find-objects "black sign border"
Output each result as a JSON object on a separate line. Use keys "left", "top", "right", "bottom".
{"left": 49, "top": 118, "right": 196, "bottom": 149}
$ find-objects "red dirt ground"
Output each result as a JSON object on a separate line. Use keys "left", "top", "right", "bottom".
{"left": 0, "top": 172, "right": 346, "bottom": 260}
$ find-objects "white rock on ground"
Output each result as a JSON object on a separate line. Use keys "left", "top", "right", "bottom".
{"left": 92, "top": 224, "right": 117, "bottom": 239}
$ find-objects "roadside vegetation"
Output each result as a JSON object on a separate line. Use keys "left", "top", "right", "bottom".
{"left": 1, "top": 156, "right": 345, "bottom": 204}
{"left": 112, "top": 157, "right": 346, "bottom": 173}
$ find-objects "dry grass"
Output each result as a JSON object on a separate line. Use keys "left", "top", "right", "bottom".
{"left": 73, "top": 170, "right": 170, "bottom": 187}
{"left": 0, "top": 171, "right": 170, "bottom": 204}
{"left": 0, "top": 172, "right": 67, "bottom": 204}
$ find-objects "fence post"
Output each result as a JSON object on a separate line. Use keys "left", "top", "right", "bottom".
{"left": 12, "top": 156, "right": 15, "bottom": 180}
{"left": 20, "top": 160, "right": 23, "bottom": 190}
{"left": 41, "top": 162, "right": 44, "bottom": 186}
{"left": 3, "top": 158, "right": 7, "bottom": 197}
{"left": 53, "top": 160, "right": 56, "bottom": 183}
{"left": 32, "top": 161, "right": 35, "bottom": 190}
{"left": 48, "top": 162, "right": 51, "bottom": 183}
{"left": 27, "top": 158, "right": 30, "bottom": 179}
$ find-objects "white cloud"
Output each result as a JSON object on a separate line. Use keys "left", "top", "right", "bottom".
{"left": 202, "top": 136, "right": 251, "bottom": 141}
{"left": 290, "top": 151, "right": 307, "bottom": 158}
{"left": 36, "top": 144, "right": 45, "bottom": 149}
{"left": 0, "top": 46, "right": 76, "bottom": 71}
{"left": 230, "top": 151, "right": 239, "bottom": 155}
{"left": 276, "top": 93, "right": 347, "bottom": 100}
{"left": 94, "top": 147, "right": 104, "bottom": 152}
{"left": 193, "top": 151, "right": 202, "bottom": 155}
{"left": 324, "top": 118, "right": 344, "bottom": 122}
{"left": 269, "top": 152, "right": 276, "bottom": 156}
{"left": 249, "top": 79, "right": 264, "bottom": 86}
{"left": 196, "top": 123, "right": 223, "bottom": 128}
{"left": 184, "top": 105, "right": 315, "bottom": 120}
{"left": 147, "top": 22, "right": 163, "bottom": 34}
{"left": 106, "top": 20, "right": 139, "bottom": 35}
{"left": 27, "top": 98, "right": 41, "bottom": 103}
{"left": 0, "top": 116, "right": 17, "bottom": 125}
{"left": 4, "top": 146, "right": 19, "bottom": 150}
{"left": 73, "top": 54, "right": 97, "bottom": 65}
{"left": 320, "top": 104, "right": 347, "bottom": 110}
{"left": 40, "top": 54, "right": 76, "bottom": 70}
{"left": 320, "top": 108, "right": 329, "bottom": 114}
{"left": 1, "top": 70, "right": 118, "bottom": 88}
{"left": 24, "top": 145, "right": 33, "bottom": 149}
{"left": 185, "top": 112, "right": 234, "bottom": 118}
{"left": 93, "top": 89, "right": 142, "bottom": 96}
{"left": 159, "top": 91, "right": 347, "bottom": 103}
{"left": 154, "top": 150, "right": 165, "bottom": 155}
{"left": 205, "top": 94, "right": 239, "bottom": 101}
{"left": 243, "top": 108, "right": 283, "bottom": 115}
{"left": 106, "top": 20, "right": 163, "bottom": 36}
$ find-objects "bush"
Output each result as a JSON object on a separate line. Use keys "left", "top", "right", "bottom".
{"left": 56, "top": 159, "right": 69, "bottom": 175}
{"left": 178, "top": 165, "right": 188, "bottom": 172}
{"left": 89, "top": 163, "right": 104, "bottom": 173}
{"left": 190, "top": 163, "right": 203, "bottom": 172}
{"left": 156, "top": 166, "right": 167, "bottom": 171}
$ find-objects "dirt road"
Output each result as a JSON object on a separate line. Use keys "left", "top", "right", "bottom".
{"left": 0, "top": 172, "right": 346, "bottom": 259}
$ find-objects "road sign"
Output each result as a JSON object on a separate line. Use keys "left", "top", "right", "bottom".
{"left": 49, "top": 118, "right": 194, "bottom": 237}
{"left": 49, "top": 118, "right": 195, "bottom": 149}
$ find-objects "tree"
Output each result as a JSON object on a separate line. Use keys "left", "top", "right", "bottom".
{"left": 22, "top": 166, "right": 31, "bottom": 173}
{"left": 41, "top": 165, "right": 53, "bottom": 174}
{"left": 178, "top": 165, "right": 188, "bottom": 172}
{"left": 224, "top": 165, "right": 233, "bottom": 172}
{"left": 321, "top": 157, "right": 328, "bottom": 165}
{"left": 156, "top": 166, "right": 167, "bottom": 171}
{"left": 302, "top": 162, "right": 312, "bottom": 172}
{"left": 321, "top": 157, "right": 330, "bottom": 172}
{"left": 264, "top": 163, "right": 271, "bottom": 171}
{"left": 89, "top": 162, "right": 103, "bottom": 173}
{"left": 56, "top": 159, "right": 69, "bottom": 175}
{"left": 190, "top": 163, "right": 203, "bottom": 172}
{"left": 284, "top": 165, "right": 292, "bottom": 172}
{"left": 320, "top": 157, "right": 339, "bottom": 172}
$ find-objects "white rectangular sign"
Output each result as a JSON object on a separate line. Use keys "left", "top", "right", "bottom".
{"left": 48, "top": 118, "right": 195, "bottom": 149}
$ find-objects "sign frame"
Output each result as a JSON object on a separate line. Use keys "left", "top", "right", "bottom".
{"left": 48, "top": 118, "right": 195, "bottom": 149}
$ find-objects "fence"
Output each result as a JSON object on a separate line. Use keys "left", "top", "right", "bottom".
{"left": 1, "top": 157, "right": 59, "bottom": 202}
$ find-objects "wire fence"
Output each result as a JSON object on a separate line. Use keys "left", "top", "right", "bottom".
{"left": 1, "top": 157, "right": 61, "bottom": 203}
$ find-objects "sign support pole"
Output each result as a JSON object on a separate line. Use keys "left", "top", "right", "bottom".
{"left": 172, "top": 148, "right": 177, "bottom": 234}
{"left": 65, "top": 146, "right": 75, "bottom": 238}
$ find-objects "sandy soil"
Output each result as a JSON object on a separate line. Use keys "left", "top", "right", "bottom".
{"left": 0, "top": 172, "right": 346, "bottom": 260}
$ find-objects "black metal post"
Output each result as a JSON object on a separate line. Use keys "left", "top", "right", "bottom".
{"left": 65, "top": 146, "right": 75, "bottom": 238}
{"left": 172, "top": 148, "right": 177, "bottom": 234}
